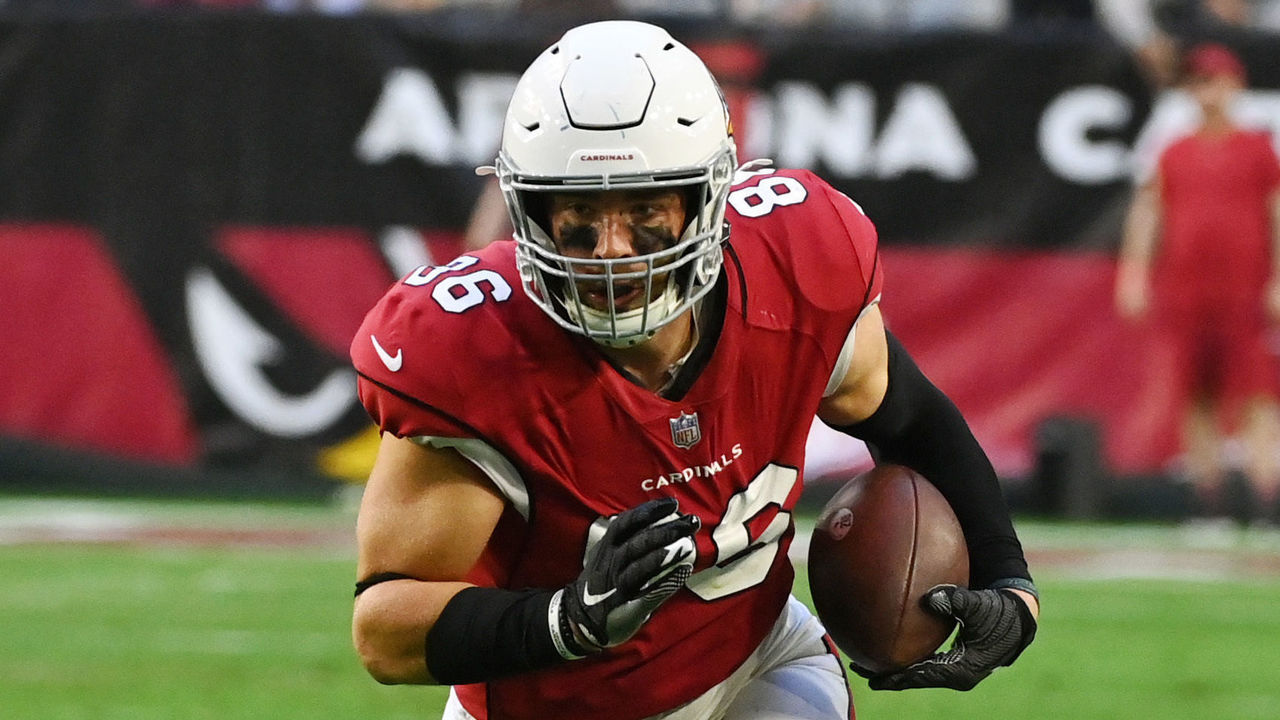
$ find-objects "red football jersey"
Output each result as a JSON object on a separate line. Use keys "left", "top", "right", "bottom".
{"left": 351, "top": 168, "right": 881, "bottom": 720}
{"left": 1156, "top": 129, "right": 1280, "bottom": 311}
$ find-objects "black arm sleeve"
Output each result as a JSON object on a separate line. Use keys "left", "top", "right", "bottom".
{"left": 424, "top": 586, "right": 576, "bottom": 685}
{"left": 832, "top": 331, "right": 1033, "bottom": 589}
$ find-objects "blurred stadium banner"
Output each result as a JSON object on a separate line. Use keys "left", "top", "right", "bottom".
{"left": 2, "top": 13, "right": 1279, "bottom": 502}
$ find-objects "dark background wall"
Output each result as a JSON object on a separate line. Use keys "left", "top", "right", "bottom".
{"left": 2, "top": 11, "right": 1277, "bottom": 515}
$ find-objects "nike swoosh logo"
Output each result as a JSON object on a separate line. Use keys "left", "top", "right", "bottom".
{"left": 662, "top": 537, "right": 695, "bottom": 566}
{"left": 370, "top": 335, "right": 403, "bottom": 372}
{"left": 581, "top": 585, "right": 616, "bottom": 607}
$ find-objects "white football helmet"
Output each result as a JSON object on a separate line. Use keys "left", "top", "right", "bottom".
{"left": 488, "top": 21, "right": 737, "bottom": 347}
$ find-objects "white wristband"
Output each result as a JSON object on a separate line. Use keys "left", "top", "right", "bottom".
{"left": 547, "top": 589, "right": 586, "bottom": 660}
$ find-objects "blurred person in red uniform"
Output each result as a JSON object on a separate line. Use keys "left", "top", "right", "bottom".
{"left": 351, "top": 20, "right": 1038, "bottom": 720}
{"left": 1116, "top": 42, "right": 1280, "bottom": 521}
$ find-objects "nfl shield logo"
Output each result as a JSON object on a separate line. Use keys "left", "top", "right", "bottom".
{"left": 669, "top": 411, "right": 702, "bottom": 449}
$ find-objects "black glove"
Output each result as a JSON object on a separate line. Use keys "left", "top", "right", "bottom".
{"left": 557, "top": 497, "right": 699, "bottom": 655}
{"left": 867, "top": 584, "right": 1037, "bottom": 691}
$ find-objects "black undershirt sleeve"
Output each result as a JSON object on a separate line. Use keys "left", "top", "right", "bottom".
{"left": 832, "top": 331, "right": 1033, "bottom": 589}
{"left": 355, "top": 577, "right": 579, "bottom": 685}
{"left": 424, "top": 587, "right": 571, "bottom": 685}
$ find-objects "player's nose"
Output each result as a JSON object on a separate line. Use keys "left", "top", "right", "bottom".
{"left": 592, "top": 214, "right": 637, "bottom": 260}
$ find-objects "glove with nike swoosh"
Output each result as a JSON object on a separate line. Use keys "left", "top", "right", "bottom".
{"left": 556, "top": 497, "right": 699, "bottom": 655}
{"left": 866, "top": 584, "right": 1037, "bottom": 691}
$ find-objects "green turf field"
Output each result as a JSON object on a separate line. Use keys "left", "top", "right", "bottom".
{"left": 2, "top": 497, "right": 1279, "bottom": 719}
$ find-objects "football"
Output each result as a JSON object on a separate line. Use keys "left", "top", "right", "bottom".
{"left": 807, "top": 463, "right": 969, "bottom": 675}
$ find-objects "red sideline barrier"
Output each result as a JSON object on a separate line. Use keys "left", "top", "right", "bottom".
{"left": 0, "top": 224, "right": 197, "bottom": 463}
{"left": 880, "top": 246, "right": 1178, "bottom": 477}
{"left": 0, "top": 227, "right": 1194, "bottom": 478}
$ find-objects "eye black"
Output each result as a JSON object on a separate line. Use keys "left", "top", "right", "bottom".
{"left": 559, "top": 223, "right": 597, "bottom": 252}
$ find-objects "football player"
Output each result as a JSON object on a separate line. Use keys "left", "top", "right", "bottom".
{"left": 351, "top": 21, "right": 1039, "bottom": 720}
